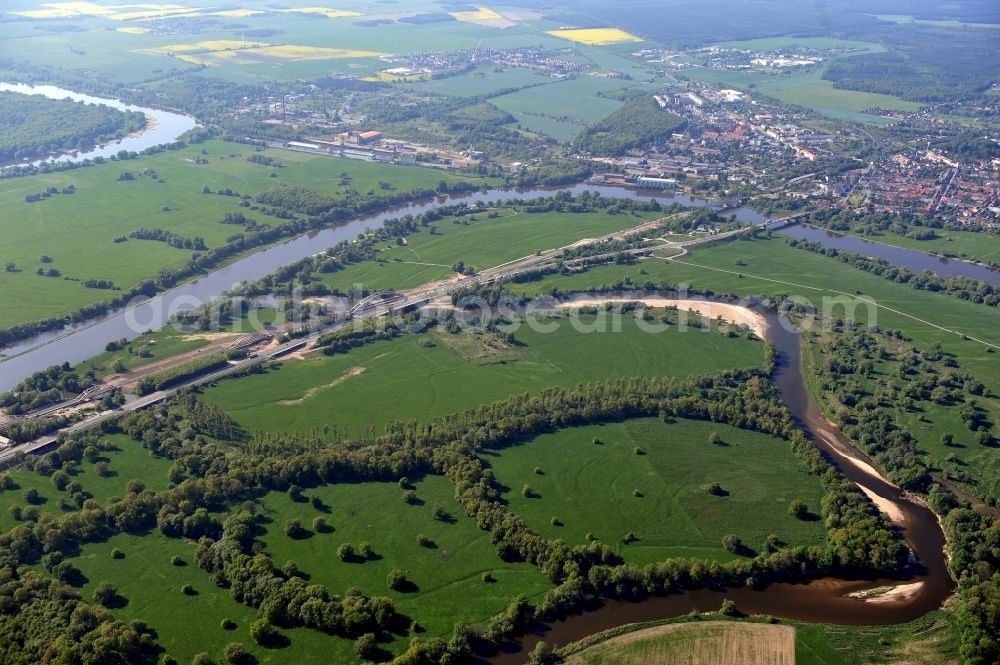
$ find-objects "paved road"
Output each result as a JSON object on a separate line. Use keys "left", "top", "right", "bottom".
{"left": 1, "top": 211, "right": 789, "bottom": 460}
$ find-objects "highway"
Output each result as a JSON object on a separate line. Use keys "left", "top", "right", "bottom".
{"left": 0, "top": 211, "right": 792, "bottom": 461}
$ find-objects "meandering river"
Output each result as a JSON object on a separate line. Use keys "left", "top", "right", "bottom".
{"left": 0, "top": 82, "right": 196, "bottom": 168}
{"left": 0, "top": 86, "right": 962, "bottom": 655}
{"left": 2, "top": 176, "right": 993, "bottom": 391}
{"left": 486, "top": 300, "right": 954, "bottom": 662}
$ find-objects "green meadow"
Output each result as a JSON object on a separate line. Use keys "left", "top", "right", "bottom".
{"left": 319, "top": 207, "right": 660, "bottom": 293}
{"left": 201, "top": 313, "right": 766, "bottom": 437}
{"left": 256, "top": 475, "right": 552, "bottom": 646}
{"left": 491, "top": 77, "right": 637, "bottom": 141}
{"left": 59, "top": 529, "right": 349, "bottom": 665}
{"left": 516, "top": 236, "right": 1000, "bottom": 392}
{"left": 0, "top": 434, "right": 171, "bottom": 533}
{"left": 487, "top": 418, "right": 828, "bottom": 565}
{"left": 0, "top": 139, "right": 493, "bottom": 329}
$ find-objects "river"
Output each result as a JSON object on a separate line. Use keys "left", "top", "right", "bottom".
{"left": 0, "top": 82, "right": 196, "bottom": 168}
{"left": 0, "top": 91, "right": 960, "bottom": 653}
{"left": 2, "top": 178, "right": 996, "bottom": 390}
{"left": 0, "top": 185, "right": 760, "bottom": 390}
{"left": 486, "top": 299, "right": 954, "bottom": 662}
{"left": 779, "top": 223, "right": 1000, "bottom": 286}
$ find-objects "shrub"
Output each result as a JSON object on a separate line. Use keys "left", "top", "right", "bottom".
{"left": 788, "top": 500, "right": 808, "bottom": 519}
{"left": 312, "top": 516, "right": 330, "bottom": 532}
{"left": 223, "top": 642, "right": 252, "bottom": 665}
{"left": 111, "top": 548, "right": 125, "bottom": 559}
{"left": 181, "top": 584, "right": 196, "bottom": 596}
{"left": 354, "top": 633, "right": 378, "bottom": 661}
{"left": 249, "top": 618, "right": 275, "bottom": 646}
{"left": 720, "top": 598, "right": 738, "bottom": 616}
{"left": 481, "top": 572, "right": 495, "bottom": 583}
{"left": 283, "top": 518, "right": 304, "bottom": 538}
{"left": 387, "top": 569, "right": 407, "bottom": 591}
{"left": 171, "top": 555, "right": 185, "bottom": 566}
{"left": 220, "top": 618, "right": 237, "bottom": 630}
{"left": 93, "top": 581, "right": 117, "bottom": 606}
{"left": 416, "top": 533, "right": 433, "bottom": 548}
{"left": 722, "top": 534, "right": 743, "bottom": 554}
{"left": 337, "top": 543, "right": 356, "bottom": 561}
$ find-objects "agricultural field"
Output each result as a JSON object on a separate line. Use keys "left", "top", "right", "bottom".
{"left": 488, "top": 418, "right": 828, "bottom": 565}
{"left": 491, "top": 76, "right": 639, "bottom": 141}
{"left": 201, "top": 311, "right": 766, "bottom": 437}
{"left": 564, "top": 620, "right": 795, "bottom": 665}
{"left": 547, "top": 28, "right": 644, "bottom": 46}
{"left": 0, "top": 138, "right": 493, "bottom": 329}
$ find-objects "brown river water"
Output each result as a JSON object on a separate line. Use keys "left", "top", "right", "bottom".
{"left": 487, "top": 303, "right": 954, "bottom": 663}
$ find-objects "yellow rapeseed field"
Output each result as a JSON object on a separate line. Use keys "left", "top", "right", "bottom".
{"left": 278, "top": 7, "right": 363, "bottom": 19}
{"left": 546, "top": 27, "right": 643, "bottom": 45}
{"left": 449, "top": 7, "right": 502, "bottom": 21}
{"left": 210, "top": 9, "right": 265, "bottom": 17}
{"left": 232, "top": 45, "right": 382, "bottom": 61}
{"left": 13, "top": 2, "right": 116, "bottom": 18}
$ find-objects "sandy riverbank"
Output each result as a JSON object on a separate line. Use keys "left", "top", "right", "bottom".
{"left": 559, "top": 298, "right": 766, "bottom": 337}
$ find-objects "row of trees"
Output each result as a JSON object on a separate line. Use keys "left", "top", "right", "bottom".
{"left": 787, "top": 238, "right": 999, "bottom": 307}
{"left": 0, "top": 361, "right": 908, "bottom": 663}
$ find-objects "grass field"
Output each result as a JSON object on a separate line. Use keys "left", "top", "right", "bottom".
{"left": 566, "top": 620, "right": 794, "bottom": 665}
{"left": 406, "top": 66, "right": 552, "bottom": 97}
{"left": 802, "top": 323, "right": 1000, "bottom": 501}
{"left": 514, "top": 236, "right": 1000, "bottom": 391}
{"left": 0, "top": 433, "right": 171, "bottom": 533}
{"left": 0, "top": 138, "right": 493, "bottom": 329}
{"left": 317, "top": 207, "right": 660, "bottom": 293}
{"left": 513, "top": 236, "right": 1000, "bottom": 490}
{"left": 488, "top": 418, "right": 828, "bottom": 565}
{"left": 256, "top": 475, "right": 552, "bottom": 647}
{"left": 491, "top": 77, "right": 636, "bottom": 141}
{"left": 794, "top": 610, "right": 958, "bottom": 665}
{"left": 59, "top": 529, "right": 352, "bottom": 665}
{"left": 201, "top": 313, "right": 766, "bottom": 437}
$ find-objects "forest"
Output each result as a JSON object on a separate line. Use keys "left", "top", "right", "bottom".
{"left": 573, "top": 93, "right": 686, "bottom": 156}
{"left": 0, "top": 92, "right": 146, "bottom": 163}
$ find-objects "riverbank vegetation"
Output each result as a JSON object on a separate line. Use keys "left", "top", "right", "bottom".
{"left": 0, "top": 138, "right": 497, "bottom": 346}
{"left": 201, "top": 309, "right": 764, "bottom": 437}
{"left": 0, "top": 91, "right": 146, "bottom": 164}
{"left": 0, "top": 352, "right": 906, "bottom": 663}
{"left": 798, "top": 209, "right": 1000, "bottom": 267}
